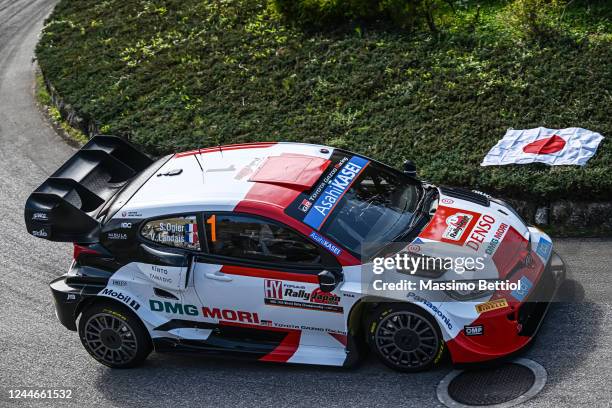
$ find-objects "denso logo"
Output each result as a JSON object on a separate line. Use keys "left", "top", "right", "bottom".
{"left": 202, "top": 307, "right": 260, "bottom": 324}
{"left": 466, "top": 214, "right": 496, "bottom": 251}
{"left": 442, "top": 213, "right": 473, "bottom": 241}
{"left": 150, "top": 300, "right": 198, "bottom": 316}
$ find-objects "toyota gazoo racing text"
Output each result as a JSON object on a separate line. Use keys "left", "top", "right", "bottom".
{"left": 25, "top": 136, "right": 566, "bottom": 371}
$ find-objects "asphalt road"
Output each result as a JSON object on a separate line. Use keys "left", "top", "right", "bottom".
{"left": 1, "top": 1, "right": 611, "bottom": 407}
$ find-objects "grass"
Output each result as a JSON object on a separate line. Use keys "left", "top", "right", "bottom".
{"left": 35, "top": 71, "right": 89, "bottom": 146}
{"left": 35, "top": 0, "right": 612, "bottom": 201}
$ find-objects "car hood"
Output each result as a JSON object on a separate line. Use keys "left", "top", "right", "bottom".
{"left": 412, "top": 188, "right": 531, "bottom": 280}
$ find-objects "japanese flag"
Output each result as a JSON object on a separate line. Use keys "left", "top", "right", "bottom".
{"left": 481, "top": 127, "right": 604, "bottom": 166}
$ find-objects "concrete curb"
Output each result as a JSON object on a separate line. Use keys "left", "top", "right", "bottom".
{"left": 43, "top": 74, "right": 99, "bottom": 140}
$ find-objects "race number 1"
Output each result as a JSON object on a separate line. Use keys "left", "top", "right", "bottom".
{"left": 206, "top": 214, "right": 216, "bottom": 242}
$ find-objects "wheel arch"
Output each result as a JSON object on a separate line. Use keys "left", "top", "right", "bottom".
{"left": 75, "top": 295, "right": 151, "bottom": 346}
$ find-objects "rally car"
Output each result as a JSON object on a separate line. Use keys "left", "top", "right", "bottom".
{"left": 25, "top": 136, "right": 566, "bottom": 371}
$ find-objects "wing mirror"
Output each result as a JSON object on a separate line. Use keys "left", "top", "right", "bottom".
{"left": 318, "top": 270, "right": 338, "bottom": 293}
{"left": 403, "top": 160, "right": 417, "bottom": 177}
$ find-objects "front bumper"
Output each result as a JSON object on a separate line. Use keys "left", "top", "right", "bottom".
{"left": 447, "top": 251, "right": 566, "bottom": 364}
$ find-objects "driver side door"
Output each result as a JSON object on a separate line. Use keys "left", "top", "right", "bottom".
{"left": 192, "top": 212, "right": 346, "bottom": 355}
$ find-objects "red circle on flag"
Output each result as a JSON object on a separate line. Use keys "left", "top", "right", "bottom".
{"left": 522, "top": 135, "right": 566, "bottom": 155}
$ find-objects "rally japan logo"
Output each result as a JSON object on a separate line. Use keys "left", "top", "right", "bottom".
{"left": 264, "top": 279, "right": 343, "bottom": 313}
{"left": 418, "top": 206, "right": 482, "bottom": 247}
{"left": 442, "top": 213, "right": 473, "bottom": 241}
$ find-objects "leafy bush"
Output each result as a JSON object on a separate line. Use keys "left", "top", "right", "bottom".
{"left": 269, "top": 0, "right": 452, "bottom": 31}
{"left": 503, "top": 0, "right": 566, "bottom": 42}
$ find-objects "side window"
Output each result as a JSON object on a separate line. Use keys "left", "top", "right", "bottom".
{"left": 204, "top": 213, "right": 321, "bottom": 264}
{"left": 140, "top": 215, "right": 200, "bottom": 251}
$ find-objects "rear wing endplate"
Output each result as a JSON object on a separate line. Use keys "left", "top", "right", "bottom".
{"left": 24, "top": 136, "right": 153, "bottom": 243}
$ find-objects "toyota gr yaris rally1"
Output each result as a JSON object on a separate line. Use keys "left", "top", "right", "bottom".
{"left": 25, "top": 136, "right": 565, "bottom": 371}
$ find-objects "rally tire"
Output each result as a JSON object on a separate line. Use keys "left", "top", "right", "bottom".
{"left": 366, "top": 303, "right": 444, "bottom": 372}
{"left": 78, "top": 301, "right": 152, "bottom": 368}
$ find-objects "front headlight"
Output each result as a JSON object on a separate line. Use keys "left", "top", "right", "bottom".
{"left": 444, "top": 279, "right": 502, "bottom": 301}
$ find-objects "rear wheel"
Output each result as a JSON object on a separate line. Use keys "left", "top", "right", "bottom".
{"left": 367, "top": 303, "right": 444, "bottom": 372}
{"left": 78, "top": 301, "right": 151, "bottom": 368}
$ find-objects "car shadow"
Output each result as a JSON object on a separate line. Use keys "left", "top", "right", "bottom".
{"left": 93, "top": 345, "right": 452, "bottom": 407}
{"left": 92, "top": 279, "right": 603, "bottom": 408}
{"left": 524, "top": 278, "right": 604, "bottom": 382}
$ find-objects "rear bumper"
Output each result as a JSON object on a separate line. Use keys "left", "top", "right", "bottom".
{"left": 447, "top": 251, "right": 566, "bottom": 364}
{"left": 49, "top": 272, "right": 105, "bottom": 331}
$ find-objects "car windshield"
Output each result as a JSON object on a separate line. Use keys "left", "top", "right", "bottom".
{"left": 286, "top": 151, "right": 421, "bottom": 260}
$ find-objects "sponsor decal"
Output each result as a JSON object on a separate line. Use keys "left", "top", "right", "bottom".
{"left": 464, "top": 325, "right": 484, "bottom": 336}
{"left": 264, "top": 279, "right": 343, "bottom": 313}
{"left": 150, "top": 300, "right": 198, "bottom": 316}
{"left": 440, "top": 198, "right": 454, "bottom": 205}
{"left": 32, "top": 228, "right": 49, "bottom": 238}
{"left": 442, "top": 213, "right": 473, "bottom": 241}
{"left": 111, "top": 279, "right": 127, "bottom": 286}
{"left": 107, "top": 232, "right": 127, "bottom": 240}
{"left": 120, "top": 222, "right": 132, "bottom": 229}
{"left": 511, "top": 276, "right": 533, "bottom": 302}
{"left": 202, "top": 307, "right": 260, "bottom": 323}
{"left": 272, "top": 321, "right": 346, "bottom": 335}
{"left": 536, "top": 237, "right": 552, "bottom": 260}
{"left": 102, "top": 289, "right": 140, "bottom": 311}
{"left": 406, "top": 292, "right": 453, "bottom": 330}
{"left": 32, "top": 212, "right": 48, "bottom": 221}
{"left": 149, "top": 265, "right": 173, "bottom": 285}
{"left": 484, "top": 223, "right": 509, "bottom": 256}
{"left": 122, "top": 210, "right": 142, "bottom": 218}
{"left": 138, "top": 263, "right": 184, "bottom": 291}
{"left": 66, "top": 293, "right": 77, "bottom": 302}
{"left": 407, "top": 243, "right": 421, "bottom": 253}
{"left": 475, "top": 298, "right": 508, "bottom": 314}
{"left": 302, "top": 155, "right": 369, "bottom": 230}
{"left": 419, "top": 207, "right": 480, "bottom": 246}
{"left": 309, "top": 231, "right": 342, "bottom": 255}
{"left": 465, "top": 214, "right": 496, "bottom": 251}
{"left": 264, "top": 279, "right": 283, "bottom": 299}
{"left": 299, "top": 199, "right": 313, "bottom": 213}
{"left": 308, "top": 157, "right": 349, "bottom": 203}
{"left": 310, "top": 288, "right": 340, "bottom": 305}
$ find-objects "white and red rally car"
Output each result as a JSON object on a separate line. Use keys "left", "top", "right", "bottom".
{"left": 25, "top": 136, "right": 566, "bottom": 371}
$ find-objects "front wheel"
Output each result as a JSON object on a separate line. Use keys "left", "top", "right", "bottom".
{"left": 367, "top": 304, "right": 445, "bottom": 372}
{"left": 78, "top": 301, "right": 151, "bottom": 368}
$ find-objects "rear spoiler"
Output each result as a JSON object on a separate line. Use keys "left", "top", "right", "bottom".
{"left": 24, "top": 136, "right": 153, "bottom": 243}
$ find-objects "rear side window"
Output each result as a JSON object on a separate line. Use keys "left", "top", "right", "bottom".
{"left": 141, "top": 215, "right": 200, "bottom": 250}
{"left": 204, "top": 213, "right": 321, "bottom": 264}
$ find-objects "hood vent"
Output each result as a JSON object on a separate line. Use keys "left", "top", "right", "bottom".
{"left": 438, "top": 186, "right": 490, "bottom": 207}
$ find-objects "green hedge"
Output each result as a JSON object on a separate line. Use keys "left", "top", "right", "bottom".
{"left": 36, "top": 0, "right": 612, "bottom": 200}
{"left": 269, "top": 0, "right": 451, "bottom": 31}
